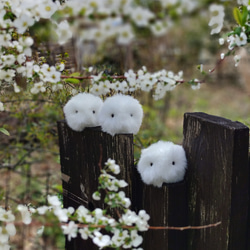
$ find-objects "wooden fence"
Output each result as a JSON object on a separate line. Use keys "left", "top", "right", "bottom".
{"left": 57, "top": 112, "right": 250, "bottom": 250}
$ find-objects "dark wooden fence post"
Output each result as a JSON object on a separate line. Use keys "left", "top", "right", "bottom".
{"left": 135, "top": 178, "right": 188, "bottom": 250}
{"left": 57, "top": 120, "right": 135, "bottom": 249}
{"left": 183, "top": 112, "right": 249, "bottom": 250}
{"left": 58, "top": 112, "right": 250, "bottom": 250}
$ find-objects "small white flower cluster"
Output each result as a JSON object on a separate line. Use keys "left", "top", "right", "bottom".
{"left": 30, "top": 63, "right": 64, "bottom": 94}
{"left": 9, "top": 0, "right": 59, "bottom": 34}
{"left": 59, "top": 0, "right": 200, "bottom": 46}
{"left": 0, "top": 0, "right": 201, "bottom": 104}
{"left": 3, "top": 159, "right": 149, "bottom": 249}
{"left": 208, "top": 4, "right": 225, "bottom": 35}
{"left": 82, "top": 158, "right": 150, "bottom": 249}
{"left": 74, "top": 205, "right": 148, "bottom": 249}
{"left": 0, "top": 33, "right": 34, "bottom": 92}
{"left": 0, "top": 207, "right": 16, "bottom": 250}
{"left": 209, "top": 2, "right": 250, "bottom": 68}
{"left": 0, "top": 0, "right": 64, "bottom": 95}
{"left": 89, "top": 66, "right": 184, "bottom": 100}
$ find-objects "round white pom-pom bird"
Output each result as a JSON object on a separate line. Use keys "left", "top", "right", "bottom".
{"left": 98, "top": 94, "right": 143, "bottom": 136}
{"left": 137, "top": 140, "right": 187, "bottom": 187}
{"left": 63, "top": 93, "right": 103, "bottom": 131}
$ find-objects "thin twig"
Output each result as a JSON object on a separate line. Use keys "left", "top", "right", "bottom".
{"left": 148, "top": 221, "right": 222, "bottom": 230}
{"left": 209, "top": 57, "right": 226, "bottom": 74}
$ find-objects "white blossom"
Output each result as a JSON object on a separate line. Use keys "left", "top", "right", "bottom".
{"left": 0, "top": 208, "right": 15, "bottom": 222}
{"left": 117, "top": 24, "right": 134, "bottom": 45}
{"left": 105, "top": 159, "right": 120, "bottom": 174}
{"left": 5, "top": 224, "right": 16, "bottom": 237}
{"left": 209, "top": 4, "right": 225, "bottom": 35}
{"left": 0, "top": 227, "right": 8, "bottom": 244}
{"left": 234, "top": 54, "right": 241, "bottom": 67}
{"left": 47, "top": 195, "right": 62, "bottom": 207}
{"left": 92, "top": 191, "right": 101, "bottom": 201}
{"left": 111, "top": 229, "right": 129, "bottom": 247}
{"left": 77, "top": 205, "right": 94, "bottom": 223}
{"left": 30, "top": 82, "right": 46, "bottom": 94}
{"left": 93, "top": 231, "right": 111, "bottom": 249}
{"left": 17, "top": 54, "right": 26, "bottom": 65}
{"left": 129, "top": 230, "right": 143, "bottom": 248}
{"left": 61, "top": 221, "right": 78, "bottom": 241}
{"left": 37, "top": 0, "right": 58, "bottom": 19}
{"left": 13, "top": 83, "right": 21, "bottom": 93}
{"left": 0, "top": 102, "right": 4, "bottom": 112}
{"left": 52, "top": 83, "right": 63, "bottom": 92}
{"left": 1, "top": 55, "right": 15, "bottom": 66}
{"left": 56, "top": 20, "right": 72, "bottom": 45}
{"left": 129, "top": 6, "right": 154, "bottom": 27}
{"left": 2, "top": 69, "right": 15, "bottom": 82}
{"left": 235, "top": 32, "right": 247, "bottom": 46}
{"left": 150, "top": 20, "right": 168, "bottom": 36}
{"left": 37, "top": 206, "right": 49, "bottom": 215}
{"left": 191, "top": 81, "right": 201, "bottom": 90}
{"left": 17, "top": 205, "right": 32, "bottom": 225}
{"left": 227, "top": 35, "right": 236, "bottom": 50}
{"left": 79, "top": 227, "right": 92, "bottom": 240}
{"left": 0, "top": 33, "right": 11, "bottom": 47}
{"left": 219, "top": 38, "right": 225, "bottom": 45}
{"left": 13, "top": 14, "right": 35, "bottom": 34}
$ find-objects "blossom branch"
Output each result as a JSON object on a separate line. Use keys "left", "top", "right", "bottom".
{"left": 209, "top": 56, "right": 227, "bottom": 74}
{"left": 60, "top": 75, "right": 127, "bottom": 80}
{"left": 72, "top": 221, "right": 221, "bottom": 231}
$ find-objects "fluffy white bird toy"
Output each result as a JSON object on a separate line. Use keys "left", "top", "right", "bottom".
{"left": 137, "top": 140, "right": 187, "bottom": 187}
{"left": 63, "top": 93, "right": 103, "bottom": 131}
{"left": 98, "top": 94, "right": 143, "bottom": 136}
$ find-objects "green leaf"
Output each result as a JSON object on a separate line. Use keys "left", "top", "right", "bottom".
{"left": 65, "top": 78, "right": 80, "bottom": 84}
{"left": 234, "top": 26, "right": 242, "bottom": 36}
{"left": 0, "top": 128, "right": 10, "bottom": 136}
{"left": 70, "top": 72, "right": 81, "bottom": 77}
{"left": 233, "top": 6, "right": 248, "bottom": 26}
{"left": 233, "top": 7, "right": 242, "bottom": 26}
{"left": 242, "top": 6, "right": 248, "bottom": 25}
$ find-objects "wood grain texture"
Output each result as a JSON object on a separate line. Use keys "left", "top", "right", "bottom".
{"left": 137, "top": 179, "right": 188, "bottom": 250}
{"left": 183, "top": 112, "right": 249, "bottom": 250}
{"left": 57, "top": 120, "right": 135, "bottom": 250}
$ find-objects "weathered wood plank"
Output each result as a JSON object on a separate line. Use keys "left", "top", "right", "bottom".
{"left": 57, "top": 120, "right": 135, "bottom": 250}
{"left": 134, "top": 168, "right": 188, "bottom": 250}
{"left": 183, "top": 112, "right": 249, "bottom": 250}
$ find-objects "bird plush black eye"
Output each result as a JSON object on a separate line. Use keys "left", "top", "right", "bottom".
{"left": 111, "top": 114, "right": 114, "bottom": 118}
{"left": 75, "top": 110, "right": 78, "bottom": 113}
{"left": 150, "top": 162, "right": 153, "bottom": 167}
{"left": 93, "top": 110, "right": 95, "bottom": 114}
{"left": 130, "top": 114, "right": 133, "bottom": 117}
{"left": 172, "top": 161, "right": 175, "bottom": 165}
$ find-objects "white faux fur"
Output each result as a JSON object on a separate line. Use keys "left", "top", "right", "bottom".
{"left": 63, "top": 93, "right": 103, "bottom": 131}
{"left": 137, "top": 140, "right": 187, "bottom": 187}
{"left": 98, "top": 94, "right": 143, "bottom": 136}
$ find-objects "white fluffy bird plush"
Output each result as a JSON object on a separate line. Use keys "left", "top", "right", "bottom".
{"left": 137, "top": 141, "right": 187, "bottom": 187}
{"left": 63, "top": 93, "right": 103, "bottom": 131}
{"left": 98, "top": 94, "right": 143, "bottom": 136}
